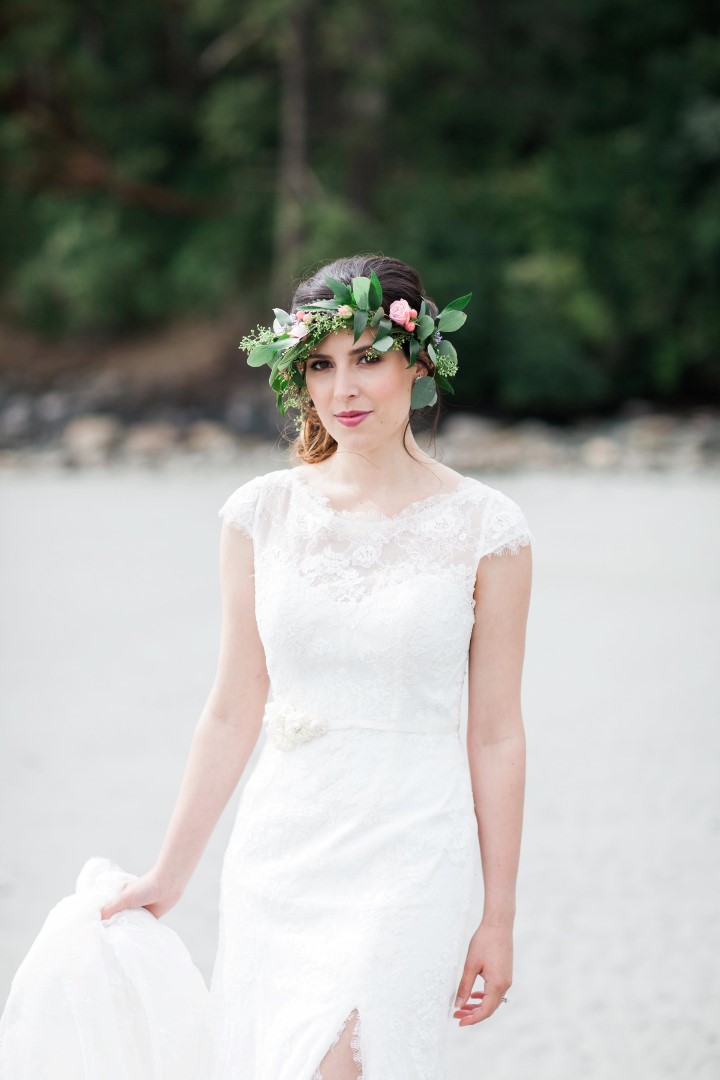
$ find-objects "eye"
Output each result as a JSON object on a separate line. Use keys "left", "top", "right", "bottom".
{"left": 308, "top": 353, "right": 381, "bottom": 371}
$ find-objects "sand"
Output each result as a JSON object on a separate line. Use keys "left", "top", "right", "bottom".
{"left": 1, "top": 457, "right": 718, "bottom": 1079}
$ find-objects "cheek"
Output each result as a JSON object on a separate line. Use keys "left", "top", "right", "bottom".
{"left": 375, "top": 362, "right": 412, "bottom": 401}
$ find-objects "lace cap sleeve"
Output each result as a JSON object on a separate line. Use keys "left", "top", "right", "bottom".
{"left": 479, "top": 489, "right": 535, "bottom": 559}
{"left": 218, "top": 473, "right": 266, "bottom": 539}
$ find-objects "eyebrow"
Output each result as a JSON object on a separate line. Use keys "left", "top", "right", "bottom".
{"left": 306, "top": 345, "right": 371, "bottom": 359}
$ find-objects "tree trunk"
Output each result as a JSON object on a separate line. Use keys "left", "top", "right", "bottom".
{"left": 271, "top": 0, "right": 310, "bottom": 304}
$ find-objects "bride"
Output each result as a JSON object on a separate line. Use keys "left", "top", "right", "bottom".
{"left": 0, "top": 253, "right": 534, "bottom": 1079}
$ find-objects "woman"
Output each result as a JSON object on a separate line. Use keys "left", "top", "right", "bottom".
{"left": 2, "top": 254, "right": 534, "bottom": 1079}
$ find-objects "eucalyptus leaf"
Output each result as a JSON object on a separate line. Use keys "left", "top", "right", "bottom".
{"left": 410, "top": 376, "right": 437, "bottom": 409}
{"left": 419, "top": 299, "right": 427, "bottom": 319}
{"left": 437, "top": 309, "right": 467, "bottom": 333}
{"left": 370, "top": 307, "right": 384, "bottom": 326}
{"left": 427, "top": 343, "right": 437, "bottom": 362}
{"left": 371, "top": 335, "right": 395, "bottom": 351}
{"left": 439, "top": 292, "right": 472, "bottom": 313}
{"left": 272, "top": 307, "right": 293, "bottom": 327}
{"left": 435, "top": 371, "right": 455, "bottom": 394}
{"left": 302, "top": 299, "right": 341, "bottom": 312}
{"left": 409, "top": 336, "right": 420, "bottom": 363}
{"left": 324, "top": 276, "right": 352, "bottom": 303}
{"left": 437, "top": 339, "right": 457, "bottom": 362}
{"left": 248, "top": 344, "right": 277, "bottom": 367}
{"left": 353, "top": 309, "right": 368, "bottom": 341}
{"left": 379, "top": 318, "right": 393, "bottom": 335}
{"left": 351, "top": 276, "right": 370, "bottom": 310}
{"left": 368, "top": 269, "right": 383, "bottom": 309}
{"left": 415, "top": 314, "right": 435, "bottom": 341}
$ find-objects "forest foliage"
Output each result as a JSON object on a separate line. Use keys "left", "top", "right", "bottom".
{"left": 2, "top": 0, "right": 719, "bottom": 416}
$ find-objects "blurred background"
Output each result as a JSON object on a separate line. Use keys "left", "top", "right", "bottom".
{"left": 1, "top": 2, "right": 719, "bottom": 1078}
{"left": 0, "top": 0, "right": 719, "bottom": 461}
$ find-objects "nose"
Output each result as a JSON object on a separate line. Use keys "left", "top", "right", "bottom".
{"left": 332, "top": 362, "right": 360, "bottom": 402}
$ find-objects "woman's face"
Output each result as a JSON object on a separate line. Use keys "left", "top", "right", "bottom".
{"left": 303, "top": 326, "right": 427, "bottom": 445}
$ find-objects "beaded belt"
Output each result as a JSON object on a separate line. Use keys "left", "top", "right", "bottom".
{"left": 262, "top": 698, "right": 458, "bottom": 750}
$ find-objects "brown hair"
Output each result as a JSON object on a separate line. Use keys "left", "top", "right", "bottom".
{"left": 287, "top": 253, "right": 443, "bottom": 465}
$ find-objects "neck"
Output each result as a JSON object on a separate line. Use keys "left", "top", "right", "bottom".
{"left": 324, "top": 430, "right": 435, "bottom": 490}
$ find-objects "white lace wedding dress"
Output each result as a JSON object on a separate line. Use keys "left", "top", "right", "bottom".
{"left": 0, "top": 465, "right": 533, "bottom": 1080}
{"left": 211, "top": 466, "right": 533, "bottom": 1079}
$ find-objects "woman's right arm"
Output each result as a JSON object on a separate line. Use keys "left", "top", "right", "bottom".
{"left": 100, "top": 519, "right": 269, "bottom": 920}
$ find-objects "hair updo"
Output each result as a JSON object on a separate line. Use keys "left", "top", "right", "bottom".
{"left": 289, "top": 253, "right": 442, "bottom": 465}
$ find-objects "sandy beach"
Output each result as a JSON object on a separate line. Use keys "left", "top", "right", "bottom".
{"left": 1, "top": 456, "right": 718, "bottom": 1079}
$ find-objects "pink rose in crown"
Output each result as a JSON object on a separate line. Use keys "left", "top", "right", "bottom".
{"left": 389, "top": 299, "right": 418, "bottom": 332}
{"left": 337, "top": 304, "right": 353, "bottom": 319}
{"left": 389, "top": 299, "right": 411, "bottom": 325}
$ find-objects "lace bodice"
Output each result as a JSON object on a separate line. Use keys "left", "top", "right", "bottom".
{"left": 218, "top": 467, "right": 533, "bottom": 737}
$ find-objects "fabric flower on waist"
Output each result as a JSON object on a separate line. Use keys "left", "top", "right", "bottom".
{"left": 263, "top": 701, "right": 328, "bottom": 750}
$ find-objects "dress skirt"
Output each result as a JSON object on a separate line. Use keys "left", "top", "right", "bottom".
{"left": 208, "top": 723, "right": 479, "bottom": 1080}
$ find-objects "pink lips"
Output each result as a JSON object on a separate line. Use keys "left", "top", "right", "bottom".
{"left": 335, "top": 412, "right": 370, "bottom": 427}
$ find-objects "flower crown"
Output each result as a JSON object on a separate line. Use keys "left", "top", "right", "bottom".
{"left": 238, "top": 270, "right": 471, "bottom": 422}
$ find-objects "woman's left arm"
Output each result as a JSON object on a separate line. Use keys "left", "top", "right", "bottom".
{"left": 454, "top": 541, "right": 533, "bottom": 1026}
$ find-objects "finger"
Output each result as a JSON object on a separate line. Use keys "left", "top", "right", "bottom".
{"left": 453, "top": 991, "right": 485, "bottom": 1018}
{"left": 100, "top": 888, "right": 131, "bottom": 921}
{"left": 453, "top": 991, "right": 484, "bottom": 1011}
{"left": 458, "top": 984, "right": 506, "bottom": 1026}
{"left": 453, "top": 967, "right": 479, "bottom": 1009}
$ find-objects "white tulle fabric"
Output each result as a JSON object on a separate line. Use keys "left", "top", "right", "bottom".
{"left": 0, "top": 467, "right": 533, "bottom": 1080}
{"left": 0, "top": 858, "right": 210, "bottom": 1080}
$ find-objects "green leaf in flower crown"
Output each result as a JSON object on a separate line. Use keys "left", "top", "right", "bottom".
{"left": 437, "top": 338, "right": 457, "bottom": 362}
{"left": 378, "top": 317, "right": 393, "bottom": 335}
{"left": 303, "top": 298, "right": 341, "bottom": 310}
{"left": 370, "top": 306, "right": 384, "bottom": 327}
{"left": 411, "top": 376, "right": 437, "bottom": 409}
{"left": 247, "top": 344, "right": 277, "bottom": 367}
{"left": 353, "top": 308, "right": 368, "bottom": 341}
{"left": 427, "top": 343, "right": 437, "bottom": 362}
{"left": 371, "top": 335, "right": 394, "bottom": 352}
{"left": 415, "top": 314, "right": 435, "bottom": 341}
{"left": 272, "top": 308, "right": 293, "bottom": 327}
{"left": 409, "top": 336, "right": 421, "bottom": 364}
{"left": 434, "top": 371, "right": 455, "bottom": 394}
{"left": 437, "top": 309, "right": 467, "bottom": 332}
{"left": 324, "top": 276, "right": 352, "bottom": 303}
{"left": 368, "top": 269, "right": 383, "bottom": 310}
{"left": 439, "top": 292, "right": 472, "bottom": 313}
{"left": 351, "top": 276, "right": 370, "bottom": 310}
{"left": 419, "top": 299, "right": 427, "bottom": 319}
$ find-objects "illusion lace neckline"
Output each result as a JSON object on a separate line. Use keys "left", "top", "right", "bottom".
{"left": 290, "top": 467, "right": 477, "bottom": 522}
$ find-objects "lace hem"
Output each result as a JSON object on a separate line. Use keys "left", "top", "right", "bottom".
{"left": 484, "top": 531, "right": 535, "bottom": 558}
{"left": 310, "top": 1009, "right": 363, "bottom": 1080}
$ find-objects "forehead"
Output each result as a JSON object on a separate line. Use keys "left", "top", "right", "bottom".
{"left": 307, "top": 326, "right": 378, "bottom": 357}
